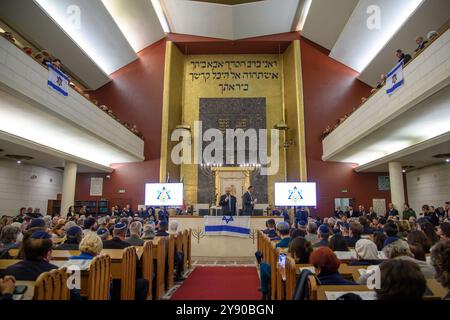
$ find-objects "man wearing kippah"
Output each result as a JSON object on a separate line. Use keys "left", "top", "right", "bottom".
{"left": 3, "top": 231, "right": 58, "bottom": 281}
{"left": 55, "top": 226, "right": 82, "bottom": 250}
{"left": 102, "top": 222, "right": 131, "bottom": 249}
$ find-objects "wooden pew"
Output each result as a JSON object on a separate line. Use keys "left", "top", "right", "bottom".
{"left": 167, "top": 234, "right": 175, "bottom": 290}
{"left": 141, "top": 240, "right": 153, "bottom": 299}
{"left": 87, "top": 255, "right": 111, "bottom": 300}
{"left": 153, "top": 237, "right": 166, "bottom": 299}
{"left": 34, "top": 267, "right": 70, "bottom": 300}
{"left": 120, "top": 247, "right": 137, "bottom": 300}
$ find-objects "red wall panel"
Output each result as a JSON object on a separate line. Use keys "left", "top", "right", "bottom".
{"left": 300, "top": 38, "right": 391, "bottom": 217}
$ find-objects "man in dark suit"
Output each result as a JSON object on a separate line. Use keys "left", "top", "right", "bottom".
{"left": 346, "top": 206, "right": 360, "bottom": 218}
{"left": 102, "top": 223, "right": 131, "bottom": 249}
{"left": 385, "top": 203, "right": 399, "bottom": 218}
{"left": 219, "top": 187, "right": 237, "bottom": 216}
{"left": 242, "top": 186, "right": 255, "bottom": 216}
{"left": 3, "top": 231, "right": 58, "bottom": 281}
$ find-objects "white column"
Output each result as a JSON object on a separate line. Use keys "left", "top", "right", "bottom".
{"left": 60, "top": 162, "right": 77, "bottom": 216}
{"left": 388, "top": 162, "right": 405, "bottom": 217}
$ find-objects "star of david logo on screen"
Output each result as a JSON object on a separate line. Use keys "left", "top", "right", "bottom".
{"left": 156, "top": 187, "right": 171, "bottom": 203}
{"left": 288, "top": 186, "right": 303, "bottom": 204}
{"left": 222, "top": 215, "right": 234, "bottom": 224}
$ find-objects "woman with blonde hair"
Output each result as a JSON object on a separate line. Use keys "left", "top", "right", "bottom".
{"left": 70, "top": 233, "right": 103, "bottom": 260}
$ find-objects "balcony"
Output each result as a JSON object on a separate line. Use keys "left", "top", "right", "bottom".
{"left": 0, "top": 36, "right": 144, "bottom": 171}
{"left": 322, "top": 27, "right": 450, "bottom": 171}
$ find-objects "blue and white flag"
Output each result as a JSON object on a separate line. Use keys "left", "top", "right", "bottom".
{"left": 204, "top": 216, "right": 250, "bottom": 238}
{"left": 386, "top": 60, "right": 404, "bottom": 95}
{"left": 47, "top": 62, "right": 69, "bottom": 96}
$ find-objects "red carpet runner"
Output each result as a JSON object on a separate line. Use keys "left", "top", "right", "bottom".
{"left": 171, "top": 266, "right": 261, "bottom": 300}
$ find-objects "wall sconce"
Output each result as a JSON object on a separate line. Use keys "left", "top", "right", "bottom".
{"left": 274, "top": 121, "right": 288, "bottom": 131}
{"left": 176, "top": 124, "right": 191, "bottom": 131}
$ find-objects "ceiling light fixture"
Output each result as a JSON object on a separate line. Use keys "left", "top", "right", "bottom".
{"left": 151, "top": 0, "right": 170, "bottom": 33}
{"left": 296, "top": 0, "right": 312, "bottom": 31}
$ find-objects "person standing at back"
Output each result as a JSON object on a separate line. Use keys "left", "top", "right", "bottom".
{"left": 242, "top": 186, "right": 255, "bottom": 216}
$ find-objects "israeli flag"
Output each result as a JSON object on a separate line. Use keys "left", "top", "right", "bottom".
{"left": 386, "top": 60, "right": 404, "bottom": 95}
{"left": 47, "top": 62, "right": 69, "bottom": 97}
{"left": 204, "top": 216, "right": 250, "bottom": 238}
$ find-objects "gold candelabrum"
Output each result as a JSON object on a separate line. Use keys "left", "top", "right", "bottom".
{"left": 249, "top": 229, "right": 257, "bottom": 244}
{"left": 192, "top": 226, "right": 205, "bottom": 244}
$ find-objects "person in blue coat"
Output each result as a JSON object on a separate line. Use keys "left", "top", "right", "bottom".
{"left": 295, "top": 207, "right": 309, "bottom": 225}
{"left": 259, "top": 222, "right": 291, "bottom": 299}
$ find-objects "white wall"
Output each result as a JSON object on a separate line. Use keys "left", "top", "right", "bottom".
{"left": 406, "top": 163, "right": 450, "bottom": 213}
{"left": 0, "top": 159, "right": 62, "bottom": 215}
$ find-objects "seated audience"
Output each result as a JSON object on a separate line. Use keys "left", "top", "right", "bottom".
{"left": 382, "top": 239, "right": 435, "bottom": 278}
{"left": 262, "top": 219, "right": 277, "bottom": 238}
{"left": 125, "top": 221, "right": 144, "bottom": 246}
{"left": 258, "top": 221, "right": 291, "bottom": 299}
{"left": 102, "top": 223, "right": 131, "bottom": 249}
{"left": 344, "top": 222, "right": 362, "bottom": 247}
{"left": 407, "top": 230, "right": 431, "bottom": 254}
{"left": 359, "top": 216, "right": 374, "bottom": 235}
{"left": 397, "top": 220, "right": 411, "bottom": 238}
{"left": 418, "top": 220, "right": 439, "bottom": 245}
{"left": 51, "top": 222, "right": 66, "bottom": 239}
{"left": 427, "top": 30, "right": 439, "bottom": 41}
{"left": 3, "top": 231, "right": 58, "bottom": 281}
{"left": 305, "top": 222, "right": 318, "bottom": 245}
{"left": 349, "top": 239, "right": 382, "bottom": 266}
{"left": 437, "top": 222, "right": 450, "bottom": 241}
{"left": 141, "top": 223, "right": 155, "bottom": 240}
{"left": 328, "top": 233, "right": 349, "bottom": 252}
{"left": 430, "top": 240, "right": 450, "bottom": 300}
{"left": 414, "top": 35, "right": 428, "bottom": 53}
{"left": 0, "top": 276, "right": 15, "bottom": 301}
{"left": 375, "top": 259, "right": 426, "bottom": 300}
{"left": 83, "top": 217, "right": 97, "bottom": 236}
{"left": 168, "top": 220, "right": 179, "bottom": 235}
{"left": 55, "top": 226, "right": 82, "bottom": 250}
{"left": 313, "top": 224, "right": 330, "bottom": 248}
{"left": 96, "top": 227, "right": 110, "bottom": 241}
{"left": 288, "top": 237, "right": 313, "bottom": 264}
{"left": 0, "top": 225, "right": 21, "bottom": 258}
{"left": 70, "top": 233, "right": 103, "bottom": 260}
{"left": 383, "top": 221, "right": 400, "bottom": 247}
{"left": 396, "top": 49, "right": 412, "bottom": 64}
{"left": 155, "top": 221, "right": 169, "bottom": 237}
{"left": 310, "top": 247, "right": 356, "bottom": 285}
{"left": 275, "top": 222, "right": 291, "bottom": 248}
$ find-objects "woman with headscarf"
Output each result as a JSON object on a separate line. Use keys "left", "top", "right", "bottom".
{"left": 348, "top": 239, "right": 383, "bottom": 266}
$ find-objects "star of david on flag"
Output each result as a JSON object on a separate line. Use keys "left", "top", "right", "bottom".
{"left": 204, "top": 216, "right": 250, "bottom": 238}
{"left": 47, "top": 62, "right": 69, "bottom": 97}
{"left": 386, "top": 60, "right": 404, "bottom": 95}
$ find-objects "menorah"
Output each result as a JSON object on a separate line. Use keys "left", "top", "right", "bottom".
{"left": 192, "top": 226, "right": 206, "bottom": 244}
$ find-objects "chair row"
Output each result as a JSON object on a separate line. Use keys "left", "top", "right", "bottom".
{"left": 3, "top": 229, "right": 192, "bottom": 300}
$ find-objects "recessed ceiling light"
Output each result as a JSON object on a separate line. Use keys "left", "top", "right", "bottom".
{"left": 17, "top": 160, "right": 22, "bottom": 164}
